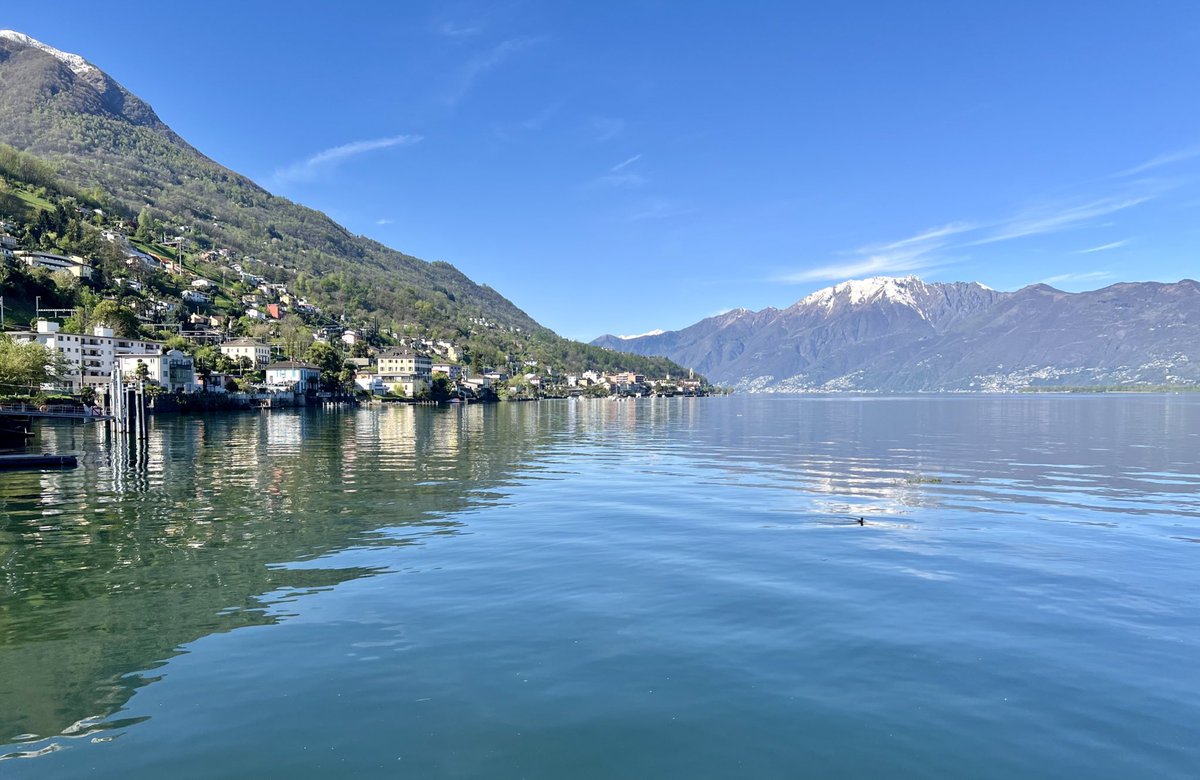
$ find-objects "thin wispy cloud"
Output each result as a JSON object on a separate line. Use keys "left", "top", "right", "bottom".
{"left": 588, "top": 116, "right": 626, "bottom": 142}
{"left": 779, "top": 188, "right": 1150, "bottom": 284}
{"left": 375, "top": 218, "right": 395, "bottom": 225}
{"left": 275, "top": 134, "right": 423, "bottom": 183}
{"left": 519, "top": 101, "right": 563, "bottom": 131}
{"left": 595, "top": 154, "right": 646, "bottom": 187}
{"left": 599, "top": 172, "right": 646, "bottom": 188}
{"left": 626, "top": 197, "right": 691, "bottom": 221}
{"left": 443, "top": 37, "right": 542, "bottom": 106}
{"left": 438, "top": 21, "right": 482, "bottom": 38}
{"left": 778, "top": 223, "right": 959, "bottom": 283}
{"left": 878, "top": 222, "right": 975, "bottom": 250}
{"left": 611, "top": 154, "right": 642, "bottom": 172}
{"left": 968, "top": 195, "right": 1153, "bottom": 245}
{"left": 777, "top": 249, "right": 949, "bottom": 284}
{"left": 1118, "top": 144, "right": 1200, "bottom": 177}
{"left": 1078, "top": 239, "right": 1127, "bottom": 254}
{"left": 1041, "top": 271, "right": 1114, "bottom": 286}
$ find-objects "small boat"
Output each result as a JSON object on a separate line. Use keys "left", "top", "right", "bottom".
{"left": 0, "top": 453, "right": 79, "bottom": 470}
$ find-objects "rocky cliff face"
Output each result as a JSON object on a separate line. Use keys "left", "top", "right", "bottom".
{"left": 593, "top": 276, "right": 1200, "bottom": 391}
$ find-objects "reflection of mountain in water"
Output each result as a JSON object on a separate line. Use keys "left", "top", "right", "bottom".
{"left": 0, "top": 406, "right": 545, "bottom": 745}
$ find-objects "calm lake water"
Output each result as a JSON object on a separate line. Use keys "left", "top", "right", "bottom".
{"left": 1, "top": 395, "right": 1198, "bottom": 778}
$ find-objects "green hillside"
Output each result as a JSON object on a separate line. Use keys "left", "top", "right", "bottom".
{"left": 0, "top": 32, "right": 694, "bottom": 379}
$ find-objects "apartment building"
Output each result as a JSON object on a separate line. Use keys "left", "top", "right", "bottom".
{"left": 377, "top": 347, "right": 433, "bottom": 397}
{"left": 14, "top": 320, "right": 165, "bottom": 391}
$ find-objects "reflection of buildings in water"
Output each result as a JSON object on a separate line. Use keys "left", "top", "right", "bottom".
{"left": 428, "top": 409, "right": 460, "bottom": 457}
{"left": 0, "top": 402, "right": 550, "bottom": 747}
{"left": 460, "top": 404, "right": 486, "bottom": 438}
{"left": 378, "top": 405, "right": 418, "bottom": 460}
{"left": 265, "top": 412, "right": 303, "bottom": 454}
{"left": 340, "top": 410, "right": 357, "bottom": 477}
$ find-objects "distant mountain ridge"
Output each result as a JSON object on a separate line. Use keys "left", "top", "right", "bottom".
{"left": 592, "top": 275, "right": 1200, "bottom": 391}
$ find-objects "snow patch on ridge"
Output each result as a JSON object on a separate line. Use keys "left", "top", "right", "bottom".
{"left": 0, "top": 30, "right": 99, "bottom": 77}
{"left": 618, "top": 329, "right": 665, "bottom": 340}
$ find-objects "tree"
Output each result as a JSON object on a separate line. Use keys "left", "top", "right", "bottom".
{"left": 135, "top": 206, "right": 155, "bottom": 242}
{"left": 90, "top": 300, "right": 141, "bottom": 337}
{"left": 306, "top": 341, "right": 344, "bottom": 391}
{"left": 429, "top": 372, "right": 453, "bottom": 402}
{"left": 278, "top": 314, "right": 309, "bottom": 359}
{"left": 50, "top": 269, "right": 79, "bottom": 294}
{"left": 0, "top": 334, "right": 72, "bottom": 395}
{"left": 505, "top": 375, "right": 535, "bottom": 400}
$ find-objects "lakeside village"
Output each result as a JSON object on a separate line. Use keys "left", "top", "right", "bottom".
{"left": 0, "top": 218, "right": 710, "bottom": 415}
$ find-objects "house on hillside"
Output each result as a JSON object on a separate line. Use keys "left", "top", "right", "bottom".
{"left": 431, "top": 363, "right": 462, "bottom": 380}
{"left": 220, "top": 338, "right": 271, "bottom": 367}
{"left": 18, "top": 251, "right": 93, "bottom": 279}
{"left": 182, "top": 290, "right": 212, "bottom": 304}
{"left": 265, "top": 360, "right": 321, "bottom": 393}
{"left": 127, "top": 248, "right": 163, "bottom": 270}
{"left": 353, "top": 371, "right": 386, "bottom": 395}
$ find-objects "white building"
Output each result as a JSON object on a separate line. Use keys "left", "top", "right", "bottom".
{"left": 116, "top": 350, "right": 197, "bottom": 393}
{"left": 265, "top": 360, "right": 321, "bottom": 392}
{"left": 431, "top": 363, "right": 463, "bottom": 380}
{"left": 14, "top": 321, "right": 164, "bottom": 391}
{"left": 353, "top": 371, "right": 386, "bottom": 395}
{"left": 127, "top": 249, "right": 163, "bottom": 270}
{"left": 220, "top": 338, "right": 271, "bottom": 367}
{"left": 182, "top": 290, "right": 212, "bottom": 304}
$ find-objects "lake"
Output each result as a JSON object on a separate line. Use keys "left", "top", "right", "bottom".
{"left": 1, "top": 395, "right": 1198, "bottom": 778}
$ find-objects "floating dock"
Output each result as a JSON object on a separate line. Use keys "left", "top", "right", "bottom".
{"left": 0, "top": 453, "right": 79, "bottom": 470}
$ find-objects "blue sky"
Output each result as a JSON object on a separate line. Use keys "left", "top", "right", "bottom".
{"left": 6, "top": 2, "right": 1200, "bottom": 339}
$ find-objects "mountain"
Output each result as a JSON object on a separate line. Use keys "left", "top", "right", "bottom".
{"left": 0, "top": 31, "right": 689, "bottom": 378}
{"left": 592, "top": 275, "right": 1200, "bottom": 391}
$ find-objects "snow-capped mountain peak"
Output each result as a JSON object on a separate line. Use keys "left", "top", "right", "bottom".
{"left": 0, "top": 30, "right": 98, "bottom": 77}
{"left": 617, "top": 329, "right": 665, "bottom": 340}
{"left": 797, "top": 275, "right": 930, "bottom": 311}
